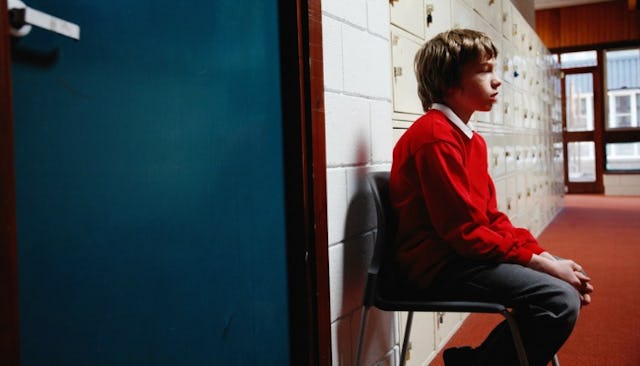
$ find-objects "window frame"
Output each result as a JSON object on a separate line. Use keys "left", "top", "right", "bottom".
{"left": 554, "top": 42, "right": 640, "bottom": 176}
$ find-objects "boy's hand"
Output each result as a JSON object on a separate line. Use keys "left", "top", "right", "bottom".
{"left": 528, "top": 254, "right": 594, "bottom": 305}
{"left": 576, "top": 270, "right": 594, "bottom": 306}
{"left": 546, "top": 258, "right": 585, "bottom": 288}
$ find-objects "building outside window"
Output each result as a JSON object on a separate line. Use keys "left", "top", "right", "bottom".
{"left": 606, "top": 48, "right": 640, "bottom": 171}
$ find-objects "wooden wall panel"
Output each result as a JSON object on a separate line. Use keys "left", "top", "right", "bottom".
{"left": 536, "top": 0, "right": 640, "bottom": 50}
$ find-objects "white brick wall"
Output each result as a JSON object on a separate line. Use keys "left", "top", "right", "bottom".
{"left": 322, "top": 1, "right": 394, "bottom": 365}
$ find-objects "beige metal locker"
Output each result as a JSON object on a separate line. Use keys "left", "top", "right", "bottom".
{"left": 390, "top": 0, "right": 425, "bottom": 39}
{"left": 506, "top": 175, "right": 517, "bottom": 219}
{"left": 397, "top": 312, "right": 436, "bottom": 366}
{"left": 505, "top": 142, "right": 516, "bottom": 173}
{"left": 501, "top": 84, "right": 514, "bottom": 126}
{"left": 393, "top": 127, "right": 408, "bottom": 146}
{"left": 494, "top": 177, "right": 508, "bottom": 212}
{"left": 473, "top": 0, "right": 502, "bottom": 33}
{"left": 501, "top": 42, "right": 515, "bottom": 86}
{"left": 391, "top": 30, "right": 424, "bottom": 115}
{"left": 492, "top": 144, "right": 507, "bottom": 178}
{"left": 451, "top": 0, "right": 474, "bottom": 29}
{"left": 500, "top": 0, "right": 513, "bottom": 42}
{"left": 423, "top": 0, "right": 453, "bottom": 40}
{"left": 435, "top": 312, "right": 465, "bottom": 351}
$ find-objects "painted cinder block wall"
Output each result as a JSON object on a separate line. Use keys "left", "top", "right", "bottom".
{"left": 322, "top": 0, "right": 396, "bottom": 365}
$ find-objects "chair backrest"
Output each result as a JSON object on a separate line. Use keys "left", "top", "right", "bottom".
{"left": 363, "top": 171, "right": 397, "bottom": 306}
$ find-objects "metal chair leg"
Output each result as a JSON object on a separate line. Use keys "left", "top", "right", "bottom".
{"left": 355, "top": 306, "right": 370, "bottom": 366}
{"left": 399, "top": 311, "right": 414, "bottom": 366}
{"left": 502, "top": 310, "right": 530, "bottom": 366}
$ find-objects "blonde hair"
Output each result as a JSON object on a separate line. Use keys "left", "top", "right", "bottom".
{"left": 414, "top": 29, "right": 498, "bottom": 111}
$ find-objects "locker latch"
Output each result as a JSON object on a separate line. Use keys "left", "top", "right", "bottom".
{"left": 426, "top": 4, "right": 434, "bottom": 26}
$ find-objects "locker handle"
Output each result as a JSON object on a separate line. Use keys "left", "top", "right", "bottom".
{"left": 426, "top": 4, "right": 434, "bottom": 26}
{"left": 7, "top": 0, "right": 80, "bottom": 40}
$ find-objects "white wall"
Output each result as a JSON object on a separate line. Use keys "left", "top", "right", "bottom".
{"left": 322, "top": 1, "right": 396, "bottom": 365}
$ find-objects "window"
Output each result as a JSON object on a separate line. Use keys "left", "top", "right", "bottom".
{"left": 565, "top": 73, "right": 594, "bottom": 132}
{"left": 568, "top": 141, "right": 596, "bottom": 182}
{"left": 606, "top": 142, "right": 640, "bottom": 170}
{"left": 560, "top": 51, "right": 597, "bottom": 68}
{"left": 606, "top": 48, "right": 640, "bottom": 130}
{"left": 604, "top": 47, "right": 640, "bottom": 172}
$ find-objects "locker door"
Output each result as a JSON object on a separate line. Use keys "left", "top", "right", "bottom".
{"left": 506, "top": 175, "right": 517, "bottom": 219}
{"left": 494, "top": 178, "right": 508, "bottom": 213}
{"left": 451, "top": 0, "right": 474, "bottom": 29}
{"left": 423, "top": 0, "right": 452, "bottom": 40}
{"left": 398, "top": 312, "right": 436, "bottom": 366}
{"left": 500, "top": 0, "right": 513, "bottom": 42}
{"left": 390, "top": 0, "right": 425, "bottom": 38}
{"left": 473, "top": 0, "right": 502, "bottom": 33}
{"left": 435, "top": 312, "right": 464, "bottom": 350}
{"left": 501, "top": 83, "right": 514, "bottom": 126}
{"left": 392, "top": 31, "right": 424, "bottom": 115}
{"left": 501, "top": 42, "right": 515, "bottom": 86}
{"left": 7, "top": 1, "right": 291, "bottom": 365}
{"left": 492, "top": 144, "right": 507, "bottom": 178}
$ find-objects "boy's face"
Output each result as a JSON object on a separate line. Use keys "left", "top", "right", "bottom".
{"left": 448, "top": 56, "right": 501, "bottom": 116}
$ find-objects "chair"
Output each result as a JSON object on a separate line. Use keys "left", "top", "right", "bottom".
{"left": 354, "top": 171, "right": 559, "bottom": 366}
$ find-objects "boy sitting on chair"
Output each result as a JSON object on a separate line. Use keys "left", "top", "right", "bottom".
{"left": 389, "top": 29, "right": 593, "bottom": 366}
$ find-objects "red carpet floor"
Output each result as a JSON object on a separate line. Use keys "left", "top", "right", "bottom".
{"left": 429, "top": 194, "right": 640, "bottom": 366}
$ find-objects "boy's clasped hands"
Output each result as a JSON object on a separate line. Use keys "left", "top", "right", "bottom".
{"left": 532, "top": 252, "right": 594, "bottom": 306}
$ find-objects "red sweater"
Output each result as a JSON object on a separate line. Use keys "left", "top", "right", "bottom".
{"left": 389, "top": 109, "right": 545, "bottom": 288}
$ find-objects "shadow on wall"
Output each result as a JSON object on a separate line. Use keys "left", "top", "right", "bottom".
{"left": 337, "top": 164, "right": 396, "bottom": 366}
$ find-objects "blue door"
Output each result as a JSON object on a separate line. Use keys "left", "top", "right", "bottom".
{"left": 11, "top": 1, "right": 290, "bottom": 365}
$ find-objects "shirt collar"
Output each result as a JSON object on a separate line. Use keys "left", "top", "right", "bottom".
{"left": 431, "top": 103, "right": 474, "bottom": 139}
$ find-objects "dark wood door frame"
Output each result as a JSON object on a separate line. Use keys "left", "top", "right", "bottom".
{"left": 279, "top": 1, "right": 331, "bottom": 365}
{"left": 0, "top": 1, "right": 331, "bottom": 364}
{"left": 561, "top": 64, "right": 605, "bottom": 193}
{"left": 0, "top": 0, "right": 20, "bottom": 364}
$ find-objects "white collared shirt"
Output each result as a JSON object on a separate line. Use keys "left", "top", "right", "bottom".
{"left": 431, "top": 103, "right": 475, "bottom": 139}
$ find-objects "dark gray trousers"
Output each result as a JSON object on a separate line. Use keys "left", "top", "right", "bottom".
{"left": 427, "top": 258, "right": 581, "bottom": 366}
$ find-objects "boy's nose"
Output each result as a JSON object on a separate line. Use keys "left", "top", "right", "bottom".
{"left": 492, "top": 77, "right": 502, "bottom": 89}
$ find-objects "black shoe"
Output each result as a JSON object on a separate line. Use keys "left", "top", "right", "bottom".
{"left": 443, "top": 346, "right": 476, "bottom": 366}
